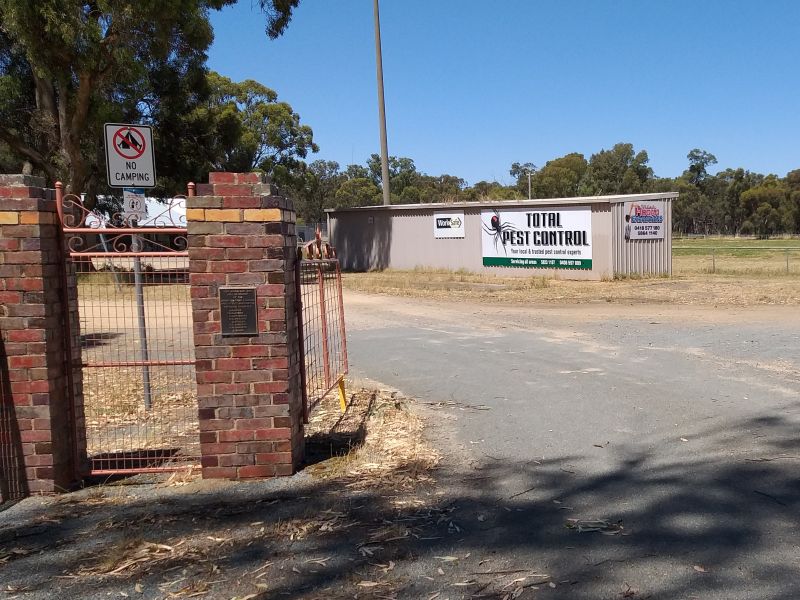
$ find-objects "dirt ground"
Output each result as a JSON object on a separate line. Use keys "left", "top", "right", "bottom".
{"left": 342, "top": 270, "right": 800, "bottom": 306}
{"left": 0, "top": 389, "right": 449, "bottom": 600}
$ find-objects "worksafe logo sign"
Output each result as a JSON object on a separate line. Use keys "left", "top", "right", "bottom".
{"left": 104, "top": 123, "right": 156, "bottom": 188}
{"left": 436, "top": 216, "right": 462, "bottom": 229}
{"left": 433, "top": 211, "right": 465, "bottom": 238}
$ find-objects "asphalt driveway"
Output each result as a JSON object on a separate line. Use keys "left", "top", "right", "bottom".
{"left": 345, "top": 292, "right": 800, "bottom": 600}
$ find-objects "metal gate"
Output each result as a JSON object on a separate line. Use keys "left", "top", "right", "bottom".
{"left": 57, "top": 185, "right": 199, "bottom": 475}
{"left": 296, "top": 233, "right": 349, "bottom": 419}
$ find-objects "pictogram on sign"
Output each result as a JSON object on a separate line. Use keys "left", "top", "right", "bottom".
{"left": 112, "top": 127, "right": 147, "bottom": 160}
{"left": 104, "top": 123, "right": 156, "bottom": 188}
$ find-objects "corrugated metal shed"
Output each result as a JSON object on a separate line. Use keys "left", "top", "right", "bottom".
{"left": 327, "top": 192, "right": 677, "bottom": 280}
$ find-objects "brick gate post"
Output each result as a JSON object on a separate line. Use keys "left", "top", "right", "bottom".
{"left": 0, "top": 175, "right": 84, "bottom": 497}
{"left": 187, "top": 172, "right": 304, "bottom": 479}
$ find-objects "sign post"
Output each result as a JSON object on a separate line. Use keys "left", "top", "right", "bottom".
{"left": 105, "top": 124, "right": 157, "bottom": 409}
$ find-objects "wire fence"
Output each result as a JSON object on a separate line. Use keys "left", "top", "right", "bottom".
{"left": 672, "top": 246, "right": 800, "bottom": 275}
{"left": 297, "top": 238, "right": 348, "bottom": 419}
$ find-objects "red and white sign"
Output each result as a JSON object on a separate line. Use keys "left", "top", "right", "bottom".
{"left": 104, "top": 123, "right": 156, "bottom": 188}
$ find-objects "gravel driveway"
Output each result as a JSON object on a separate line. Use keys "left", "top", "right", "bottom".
{"left": 345, "top": 292, "right": 800, "bottom": 600}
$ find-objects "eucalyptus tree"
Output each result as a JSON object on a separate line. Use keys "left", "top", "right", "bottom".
{"left": 0, "top": 1, "right": 298, "bottom": 200}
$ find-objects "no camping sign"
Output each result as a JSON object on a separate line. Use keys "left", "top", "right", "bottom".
{"left": 104, "top": 123, "right": 156, "bottom": 188}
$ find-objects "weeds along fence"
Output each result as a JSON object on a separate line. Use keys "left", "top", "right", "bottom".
{"left": 672, "top": 246, "right": 800, "bottom": 275}
{"left": 296, "top": 235, "right": 348, "bottom": 421}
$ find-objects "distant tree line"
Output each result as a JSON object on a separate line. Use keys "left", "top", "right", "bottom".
{"left": 277, "top": 143, "right": 800, "bottom": 238}
{"left": 1, "top": 4, "right": 797, "bottom": 236}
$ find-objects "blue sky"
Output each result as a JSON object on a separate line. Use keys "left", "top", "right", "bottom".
{"left": 209, "top": 1, "right": 800, "bottom": 185}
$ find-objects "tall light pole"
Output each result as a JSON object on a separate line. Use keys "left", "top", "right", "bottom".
{"left": 522, "top": 165, "right": 537, "bottom": 199}
{"left": 373, "top": 0, "right": 391, "bottom": 205}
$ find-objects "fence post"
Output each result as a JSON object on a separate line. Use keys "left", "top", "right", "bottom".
{"left": 295, "top": 248, "right": 309, "bottom": 423}
{"left": 317, "top": 262, "right": 332, "bottom": 391}
{"left": 335, "top": 259, "right": 349, "bottom": 383}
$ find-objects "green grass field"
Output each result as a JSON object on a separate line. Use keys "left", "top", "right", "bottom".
{"left": 673, "top": 236, "right": 800, "bottom": 253}
{"left": 672, "top": 237, "right": 800, "bottom": 275}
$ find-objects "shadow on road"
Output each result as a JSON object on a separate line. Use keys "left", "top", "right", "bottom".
{"left": 1, "top": 408, "right": 799, "bottom": 599}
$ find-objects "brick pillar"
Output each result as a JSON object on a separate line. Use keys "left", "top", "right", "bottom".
{"left": 0, "top": 175, "right": 84, "bottom": 497}
{"left": 188, "top": 172, "right": 303, "bottom": 479}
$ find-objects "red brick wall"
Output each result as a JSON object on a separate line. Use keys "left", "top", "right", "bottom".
{"left": 0, "top": 175, "right": 85, "bottom": 498}
{"left": 187, "top": 172, "right": 304, "bottom": 479}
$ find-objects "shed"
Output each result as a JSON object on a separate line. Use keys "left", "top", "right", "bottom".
{"left": 327, "top": 192, "right": 677, "bottom": 281}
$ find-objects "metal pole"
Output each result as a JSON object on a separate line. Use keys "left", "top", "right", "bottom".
{"left": 295, "top": 249, "right": 309, "bottom": 424}
{"left": 318, "top": 263, "right": 332, "bottom": 391}
{"left": 373, "top": 0, "right": 391, "bottom": 206}
{"left": 527, "top": 171, "right": 532, "bottom": 199}
{"left": 131, "top": 231, "right": 152, "bottom": 410}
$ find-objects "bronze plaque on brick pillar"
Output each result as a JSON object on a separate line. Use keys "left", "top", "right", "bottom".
{"left": 219, "top": 287, "right": 258, "bottom": 336}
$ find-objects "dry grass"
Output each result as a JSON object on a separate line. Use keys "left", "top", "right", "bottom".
{"left": 60, "top": 385, "right": 442, "bottom": 597}
{"left": 305, "top": 385, "right": 439, "bottom": 496}
{"left": 342, "top": 266, "right": 800, "bottom": 306}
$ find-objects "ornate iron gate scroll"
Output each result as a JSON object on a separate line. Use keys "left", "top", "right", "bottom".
{"left": 57, "top": 186, "right": 199, "bottom": 475}
{"left": 296, "top": 234, "right": 349, "bottom": 420}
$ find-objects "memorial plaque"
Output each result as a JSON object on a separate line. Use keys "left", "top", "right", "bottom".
{"left": 219, "top": 287, "right": 258, "bottom": 336}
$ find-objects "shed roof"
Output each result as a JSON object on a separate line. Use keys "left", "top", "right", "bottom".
{"left": 325, "top": 192, "right": 678, "bottom": 214}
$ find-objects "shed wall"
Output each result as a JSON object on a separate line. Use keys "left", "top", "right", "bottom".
{"left": 330, "top": 203, "right": 614, "bottom": 280}
{"left": 611, "top": 200, "right": 672, "bottom": 276}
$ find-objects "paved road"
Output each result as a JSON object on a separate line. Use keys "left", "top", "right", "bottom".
{"left": 345, "top": 292, "right": 800, "bottom": 600}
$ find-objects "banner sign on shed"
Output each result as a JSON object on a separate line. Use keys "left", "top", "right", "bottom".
{"left": 104, "top": 123, "right": 156, "bottom": 188}
{"left": 433, "top": 211, "right": 465, "bottom": 238}
{"left": 481, "top": 207, "right": 592, "bottom": 269}
{"left": 623, "top": 200, "right": 665, "bottom": 240}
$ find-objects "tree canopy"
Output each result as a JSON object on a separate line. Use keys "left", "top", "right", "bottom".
{"left": 206, "top": 72, "right": 317, "bottom": 173}
{"left": 0, "top": 0, "right": 299, "bottom": 202}
{"left": 278, "top": 145, "right": 799, "bottom": 240}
